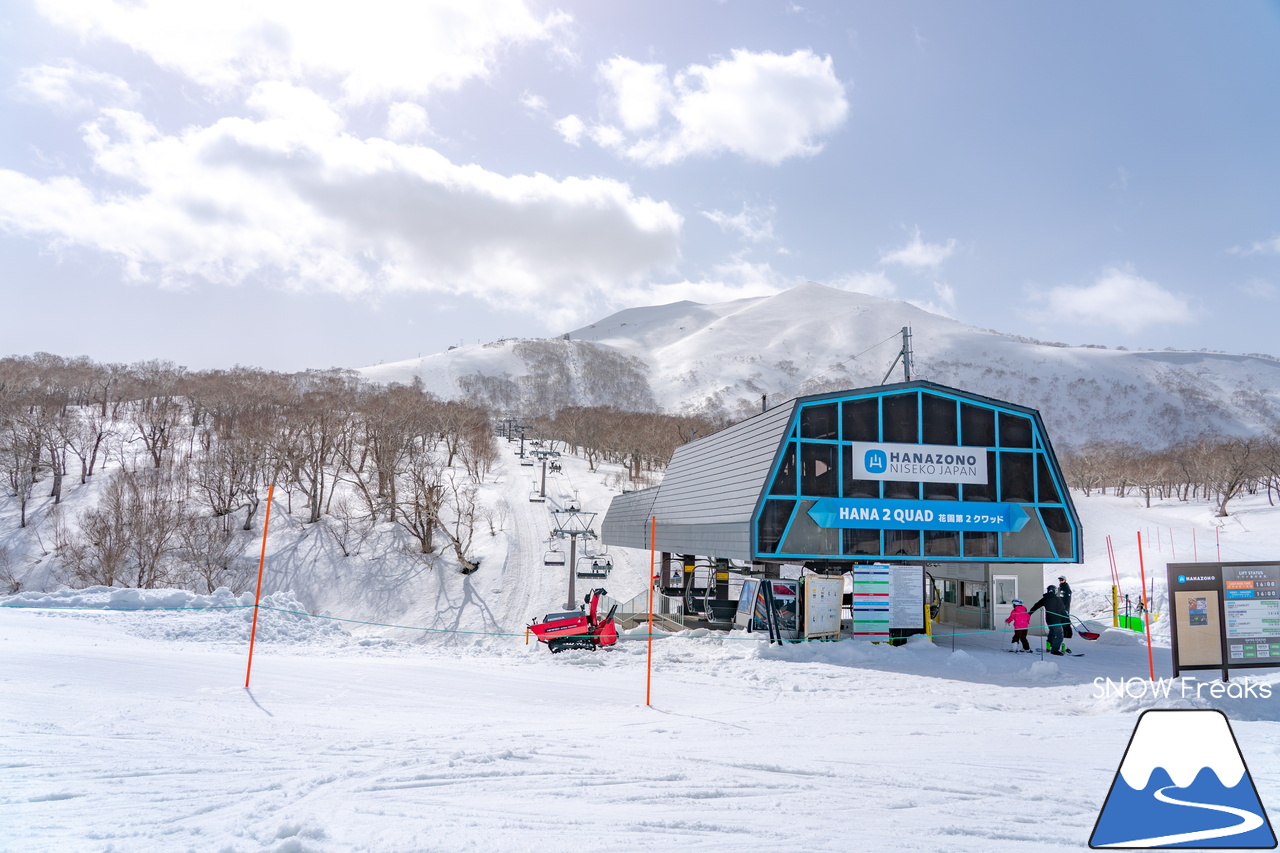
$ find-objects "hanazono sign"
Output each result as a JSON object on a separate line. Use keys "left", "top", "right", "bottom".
{"left": 849, "top": 442, "right": 988, "bottom": 485}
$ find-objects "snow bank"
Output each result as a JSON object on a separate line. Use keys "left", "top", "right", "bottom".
{"left": 0, "top": 586, "right": 350, "bottom": 645}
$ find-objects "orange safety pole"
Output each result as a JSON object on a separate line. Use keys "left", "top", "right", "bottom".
{"left": 1137, "top": 531, "right": 1155, "bottom": 681}
{"left": 244, "top": 484, "right": 275, "bottom": 688}
{"left": 645, "top": 515, "right": 657, "bottom": 707}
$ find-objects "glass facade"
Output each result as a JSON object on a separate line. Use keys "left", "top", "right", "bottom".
{"left": 754, "top": 387, "right": 1080, "bottom": 563}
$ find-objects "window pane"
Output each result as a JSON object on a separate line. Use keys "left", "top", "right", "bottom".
{"left": 780, "top": 500, "right": 840, "bottom": 555}
{"left": 923, "top": 481, "right": 959, "bottom": 501}
{"left": 757, "top": 500, "right": 795, "bottom": 553}
{"left": 842, "top": 398, "right": 879, "bottom": 442}
{"left": 884, "top": 480, "right": 919, "bottom": 500}
{"left": 960, "top": 403, "right": 995, "bottom": 447}
{"left": 885, "top": 529, "right": 921, "bottom": 556}
{"left": 924, "top": 530, "right": 959, "bottom": 557}
{"left": 921, "top": 394, "right": 958, "bottom": 445}
{"left": 769, "top": 444, "right": 796, "bottom": 495}
{"left": 998, "top": 412, "right": 1033, "bottom": 448}
{"left": 961, "top": 451, "right": 998, "bottom": 502}
{"left": 1037, "top": 456, "right": 1063, "bottom": 504}
{"left": 943, "top": 579, "right": 958, "bottom": 604}
{"left": 800, "top": 403, "right": 838, "bottom": 440}
{"left": 1000, "top": 452, "right": 1035, "bottom": 503}
{"left": 841, "top": 446, "right": 880, "bottom": 497}
{"left": 801, "top": 443, "right": 838, "bottom": 497}
{"left": 882, "top": 394, "right": 918, "bottom": 443}
{"left": 843, "top": 528, "right": 882, "bottom": 556}
{"left": 964, "top": 531, "right": 998, "bottom": 557}
{"left": 1039, "top": 507, "right": 1075, "bottom": 560}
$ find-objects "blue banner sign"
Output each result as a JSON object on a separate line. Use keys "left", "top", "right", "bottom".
{"left": 807, "top": 498, "right": 1030, "bottom": 533}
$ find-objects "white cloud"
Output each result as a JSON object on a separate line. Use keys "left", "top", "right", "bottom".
{"left": 1241, "top": 279, "right": 1277, "bottom": 301}
{"left": 554, "top": 114, "right": 586, "bottom": 146}
{"left": 907, "top": 281, "right": 957, "bottom": 317}
{"left": 1033, "top": 267, "right": 1193, "bottom": 333}
{"left": 879, "top": 228, "right": 956, "bottom": 271}
{"left": 582, "top": 49, "right": 848, "bottom": 165}
{"left": 520, "top": 92, "right": 548, "bottom": 113}
{"left": 614, "top": 257, "right": 792, "bottom": 308}
{"left": 829, "top": 270, "right": 897, "bottom": 298}
{"left": 0, "top": 96, "right": 682, "bottom": 318}
{"left": 599, "top": 57, "right": 672, "bottom": 131}
{"left": 12, "top": 60, "right": 137, "bottom": 112}
{"left": 1229, "top": 235, "right": 1280, "bottom": 256}
{"left": 385, "top": 102, "right": 430, "bottom": 141}
{"left": 33, "top": 0, "right": 569, "bottom": 103}
{"left": 701, "top": 203, "right": 775, "bottom": 243}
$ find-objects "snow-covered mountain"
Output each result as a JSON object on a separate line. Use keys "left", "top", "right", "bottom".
{"left": 357, "top": 282, "right": 1280, "bottom": 447}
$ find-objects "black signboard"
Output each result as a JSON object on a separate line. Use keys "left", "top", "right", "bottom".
{"left": 1168, "top": 561, "right": 1280, "bottom": 680}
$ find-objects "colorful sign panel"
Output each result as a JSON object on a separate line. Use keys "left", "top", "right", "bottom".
{"left": 851, "top": 565, "right": 891, "bottom": 639}
{"left": 848, "top": 442, "right": 988, "bottom": 484}
{"left": 1223, "top": 564, "right": 1280, "bottom": 662}
{"left": 807, "top": 498, "right": 1029, "bottom": 533}
{"left": 1168, "top": 561, "right": 1280, "bottom": 678}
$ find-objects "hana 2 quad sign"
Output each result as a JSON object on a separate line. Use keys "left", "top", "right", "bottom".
{"left": 848, "top": 441, "right": 988, "bottom": 484}
{"left": 807, "top": 498, "right": 1030, "bottom": 533}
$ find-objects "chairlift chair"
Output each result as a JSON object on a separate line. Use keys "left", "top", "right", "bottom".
{"left": 528, "top": 490, "right": 545, "bottom": 503}
{"left": 576, "top": 555, "right": 612, "bottom": 579}
{"left": 543, "top": 548, "right": 566, "bottom": 567}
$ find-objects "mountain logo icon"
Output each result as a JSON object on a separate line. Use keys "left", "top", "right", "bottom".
{"left": 1090, "top": 709, "right": 1276, "bottom": 849}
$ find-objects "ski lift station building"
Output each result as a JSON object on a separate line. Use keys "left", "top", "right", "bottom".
{"left": 601, "top": 380, "right": 1082, "bottom": 631}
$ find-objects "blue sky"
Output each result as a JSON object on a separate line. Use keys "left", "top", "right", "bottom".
{"left": 2, "top": 0, "right": 1278, "bottom": 371}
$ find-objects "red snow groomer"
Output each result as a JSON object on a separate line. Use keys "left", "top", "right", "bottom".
{"left": 528, "top": 588, "right": 619, "bottom": 653}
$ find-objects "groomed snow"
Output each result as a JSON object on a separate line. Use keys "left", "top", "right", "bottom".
{"left": 4, "top": 438, "right": 1280, "bottom": 851}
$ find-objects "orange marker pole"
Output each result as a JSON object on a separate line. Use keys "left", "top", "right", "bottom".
{"left": 645, "top": 516, "right": 657, "bottom": 707}
{"left": 244, "top": 484, "right": 274, "bottom": 688}
{"left": 1137, "top": 531, "right": 1155, "bottom": 681}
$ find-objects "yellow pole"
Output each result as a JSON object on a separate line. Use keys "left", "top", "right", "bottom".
{"left": 1112, "top": 584, "right": 1119, "bottom": 628}
{"left": 924, "top": 602, "right": 933, "bottom": 640}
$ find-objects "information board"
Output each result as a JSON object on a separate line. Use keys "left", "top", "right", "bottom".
{"left": 851, "top": 565, "right": 891, "bottom": 639}
{"left": 1223, "top": 564, "right": 1280, "bottom": 662}
{"left": 889, "top": 564, "right": 925, "bottom": 630}
{"left": 802, "top": 576, "right": 844, "bottom": 639}
{"left": 1168, "top": 561, "right": 1280, "bottom": 678}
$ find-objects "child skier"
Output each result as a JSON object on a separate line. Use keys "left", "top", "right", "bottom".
{"left": 1006, "top": 598, "right": 1031, "bottom": 651}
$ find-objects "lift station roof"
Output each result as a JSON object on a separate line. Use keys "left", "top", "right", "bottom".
{"left": 602, "top": 380, "right": 1081, "bottom": 564}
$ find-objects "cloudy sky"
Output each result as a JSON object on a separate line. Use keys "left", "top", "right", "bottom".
{"left": 2, "top": 1, "right": 1278, "bottom": 371}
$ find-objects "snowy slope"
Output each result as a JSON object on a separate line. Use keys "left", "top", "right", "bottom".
{"left": 6, "top": 434, "right": 1280, "bottom": 851}
{"left": 357, "top": 282, "right": 1280, "bottom": 445}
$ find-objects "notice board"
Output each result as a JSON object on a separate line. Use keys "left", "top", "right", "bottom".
{"left": 1168, "top": 561, "right": 1280, "bottom": 679}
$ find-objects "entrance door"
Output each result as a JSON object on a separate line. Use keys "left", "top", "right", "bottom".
{"left": 992, "top": 575, "right": 1019, "bottom": 632}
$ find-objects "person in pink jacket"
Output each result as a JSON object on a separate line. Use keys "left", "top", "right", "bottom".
{"left": 1006, "top": 598, "right": 1031, "bottom": 651}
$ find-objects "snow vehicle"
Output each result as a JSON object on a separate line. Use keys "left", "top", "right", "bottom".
{"left": 528, "top": 589, "right": 619, "bottom": 653}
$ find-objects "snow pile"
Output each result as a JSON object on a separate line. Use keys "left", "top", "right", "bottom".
{"left": 0, "top": 586, "right": 350, "bottom": 645}
{"left": 1094, "top": 627, "right": 1145, "bottom": 647}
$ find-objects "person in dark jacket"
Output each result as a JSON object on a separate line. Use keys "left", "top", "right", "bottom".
{"left": 1028, "top": 584, "right": 1070, "bottom": 655}
{"left": 1057, "top": 575, "right": 1074, "bottom": 640}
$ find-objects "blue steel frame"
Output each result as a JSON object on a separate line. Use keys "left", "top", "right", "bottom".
{"left": 751, "top": 381, "right": 1081, "bottom": 563}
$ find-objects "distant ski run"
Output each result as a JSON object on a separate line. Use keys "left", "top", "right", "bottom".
{"left": 1099, "top": 784, "right": 1264, "bottom": 848}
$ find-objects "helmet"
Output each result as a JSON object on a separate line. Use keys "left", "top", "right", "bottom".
{"left": 1011, "top": 598, "right": 1023, "bottom": 607}
{"left": 1058, "top": 575, "right": 1067, "bottom": 581}
{"left": 1047, "top": 584, "right": 1057, "bottom": 593}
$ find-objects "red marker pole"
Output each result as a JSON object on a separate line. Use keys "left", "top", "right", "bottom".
{"left": 645, "top": 516, "right": 657, "bottom": 707}
{"left": 1137, "top": 531, "right": 1155, "bottom": 681}
{"left": 245, "top": 484, "right": 274, "bottom": 688}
